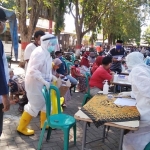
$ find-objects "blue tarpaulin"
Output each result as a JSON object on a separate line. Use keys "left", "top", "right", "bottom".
{"left": 0, "top": 6, "right": 18, "bottom": 60}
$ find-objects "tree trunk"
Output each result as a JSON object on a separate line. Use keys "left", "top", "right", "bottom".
{"left": 16, "top": 0, "right": 43, "bottom": 61}
{"left": 76, "top": 32, "right": 82, "bottom": 48}
{"left": 108, "top": 33, "right": 113, "bottom": 45}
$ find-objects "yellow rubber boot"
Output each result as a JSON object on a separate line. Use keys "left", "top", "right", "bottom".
{"left": 40, "top": 111, "right": 47, "bottom": 129}
{"left": 17, "top": 111, "right": 34, "bottom": 135}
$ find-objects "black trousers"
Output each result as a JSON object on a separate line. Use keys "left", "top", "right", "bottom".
{"left": 0, "top": 103, "right": 4, "bottom": 136}
{"left": 110, "top": 68, "right": 122, "bottom": 74}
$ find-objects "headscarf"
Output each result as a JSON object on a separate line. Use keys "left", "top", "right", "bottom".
{"left": 126, "top": 52, "right": 144, "bottom": 70}
{"left": 91, "top": 56, "right": 103, "bottom": 74}
{"left": 80, "top": 52, "right": 90, "bottom": 68}
{"left": 53, "top": 58, "right": 62, "bottom": 66}
{"left": 95, "top": 56, "right": 103, "bottom": 66}
{"left": 52, "top": 58, "right": 62, "bottom": 72}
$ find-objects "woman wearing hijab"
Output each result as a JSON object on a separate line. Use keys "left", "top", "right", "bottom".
{"left": 80, "top": 52, "right": 91, "bottom": 75}
{"left": 91, "top": 56, "right": 103, "bottom": 74}
{"left": 52, "top": 58, "right": 63, "bottom": 78}
{"left": 52, "top": 58, "right": 71, "bottom": 107}
{"left": 88, "top": 51, "right": 96, "bottom": 64}
{"left": 71, "top": 60, "right": 86, "bottom": 92}
{"left": 119, "top": 52, "right": 150, "bottom": 150}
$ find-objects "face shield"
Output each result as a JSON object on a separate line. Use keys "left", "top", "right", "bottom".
{"left": 44, "top": 36, "right": 59, "bottom": 53}
{"left": 41, "top": 34, "right": 60, "bottom": 54}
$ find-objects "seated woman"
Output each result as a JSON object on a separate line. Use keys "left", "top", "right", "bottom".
{"left": 71, "top": 60, "right": 86, "bottom": 92}
{"left": 91, "top": 56, "right": 103, "bottom": 74}
{"left": 88, "top": 51, "right": 96, "bottom": 65}
{"left": 80, "top": 52, "right": 91, "bottom": 75}
{"left": 8, "top": 69, "right": 28, "bottom": 112}
{"left": 52, "top": 58, "right": 71, "bottom": 107}
{"left": 89, "top": 56, "right": 113, "bottom": 96}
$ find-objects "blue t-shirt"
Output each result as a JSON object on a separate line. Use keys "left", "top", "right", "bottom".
{"left": 56, "top": 58, "right": 67, "bottom": 75}
{"left": 0, "top": 40, "right": 8, "bottom": 96}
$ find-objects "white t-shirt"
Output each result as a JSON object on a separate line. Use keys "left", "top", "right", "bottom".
{"left": 24, "top": 43, "right": 37, "bottom": 61}
{"left": 24, "top": 43, "right": 37, "bottom": 73}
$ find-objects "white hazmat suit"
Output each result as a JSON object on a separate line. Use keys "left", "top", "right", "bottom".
{"left": 123, "top": 52, "right": 150, "bottom": 150}
{"left": 17, "top": 34, "right": 59, "bottom": 135}
{"left": 24, "top": 35, "right": 53, "bottom": 117}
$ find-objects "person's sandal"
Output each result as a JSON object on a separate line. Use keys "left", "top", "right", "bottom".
{"left": 62, "top": 104, "right": 67, "bottom": 107}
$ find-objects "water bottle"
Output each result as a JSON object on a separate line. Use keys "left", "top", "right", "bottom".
{"left": 103, "top": 80, "right": 109, "bottom": 95}
{"left": 113, "top": 72, "right": 118, "bottom": 82}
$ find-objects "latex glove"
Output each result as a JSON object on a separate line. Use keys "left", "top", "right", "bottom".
{"left": 66, "top": 80, "right": 71, "bottom": 87}
{"left": 38, "top": 77, "right": 50, "bottom": 91}
{"left": 118, "top": 91, "right": 131, "bottom": 97}
{"left": 44, "top": 81, "right": 50, "bottom": 91}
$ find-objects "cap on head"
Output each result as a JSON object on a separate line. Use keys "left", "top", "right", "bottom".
{"left": 0, "top": 8, "right": 7, "bottom": 21}
{"left": 116, "top": 40, "right": 123, "bottom": 44}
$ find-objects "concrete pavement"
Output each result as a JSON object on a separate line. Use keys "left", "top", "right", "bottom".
{"left": 1, "top": 63, "right": 121, "bottom": 150}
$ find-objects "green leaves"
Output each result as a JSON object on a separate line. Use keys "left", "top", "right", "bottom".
{"left": 143, "top": 26, "right": 150, "bottom": 45}
{"left": 101, "top": 0, "right": 142, "bottom": 44}
{"left": 0, "top": 0, "right": 15, "bottom": 9}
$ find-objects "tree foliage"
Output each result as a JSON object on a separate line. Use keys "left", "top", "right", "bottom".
{"left": 101, "top": 0, "right": 143, "bottom": 44}
{"left": 53, "top": 0, "right": 68, "bottom": 35}
{"left": 0, "top": 0, "right": 15, "bottom": 9}
{"left": 69, "top": 0, "right": 113, "bottom": 47}
{"left": 143, "top": 26, "right": 150, "bottom": 45}
{"left": 69, "top": 0, "right": 149, "bottom": 46}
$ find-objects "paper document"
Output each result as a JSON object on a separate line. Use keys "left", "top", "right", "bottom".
{"left": 112, "top": 120, "right": 139, "bottom": 127}
{"left": 114, "top": 98, "right": 136, "bottom": 106}
{"left": 75, "top": 110, "right": 90, "bottom": 119}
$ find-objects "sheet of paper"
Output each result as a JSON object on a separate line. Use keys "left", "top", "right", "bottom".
{"left": 117, "top": 56, "right": 122, "bottom": 61}
{"left": 114, "top": 98, "right": 136, "bottom": 106}
{"left": 75, "top": 110, "right": 90, "bottom": 119}
{"left": 111, "top": 120, "right": 139, "bottom": 127}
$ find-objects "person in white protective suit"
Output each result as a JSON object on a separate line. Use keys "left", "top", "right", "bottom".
{"left": 17, "top": 34, "right": 59, "bottom": 135}
{"left": 119, "top": 52, "right": 150, "bottom": 150}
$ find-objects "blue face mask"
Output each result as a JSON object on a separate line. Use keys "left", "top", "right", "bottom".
{"left": 48, "top": 46, "right": 55, "bottom": 53}
{"left": 59, "top": 56, "right": 62, "bottom": 59}
{"left": 75, "top": 64, "right": 78, "bottom": 67}
{"left": 116, "top": 45, "right": 122, "bottom": 50}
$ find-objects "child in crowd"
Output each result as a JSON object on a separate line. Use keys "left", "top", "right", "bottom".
{"left": 9, "top": 69, "right": 19, "bottom": 104}
{"left": 8, "top": 69, "right": 28, "bottom": 112}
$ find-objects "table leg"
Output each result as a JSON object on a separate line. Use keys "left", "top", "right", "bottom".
{"left": 120, "top": 86, "right": 122, "bottom": 92}
{"left": 102, "top": 125, "right": 106, "bottom": 142}
{"left": 82, "top": 122, "right": 87, "bottom": 150}
{"left": 114, "top": 85, "right": 116, "bottom": 93}
{"left": 119, "top": 129, "right": 124, "bottom": 150}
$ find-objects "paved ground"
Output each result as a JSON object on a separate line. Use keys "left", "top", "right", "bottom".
{"left": 0, "top": 63, "right": 121, "bottom": 150}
